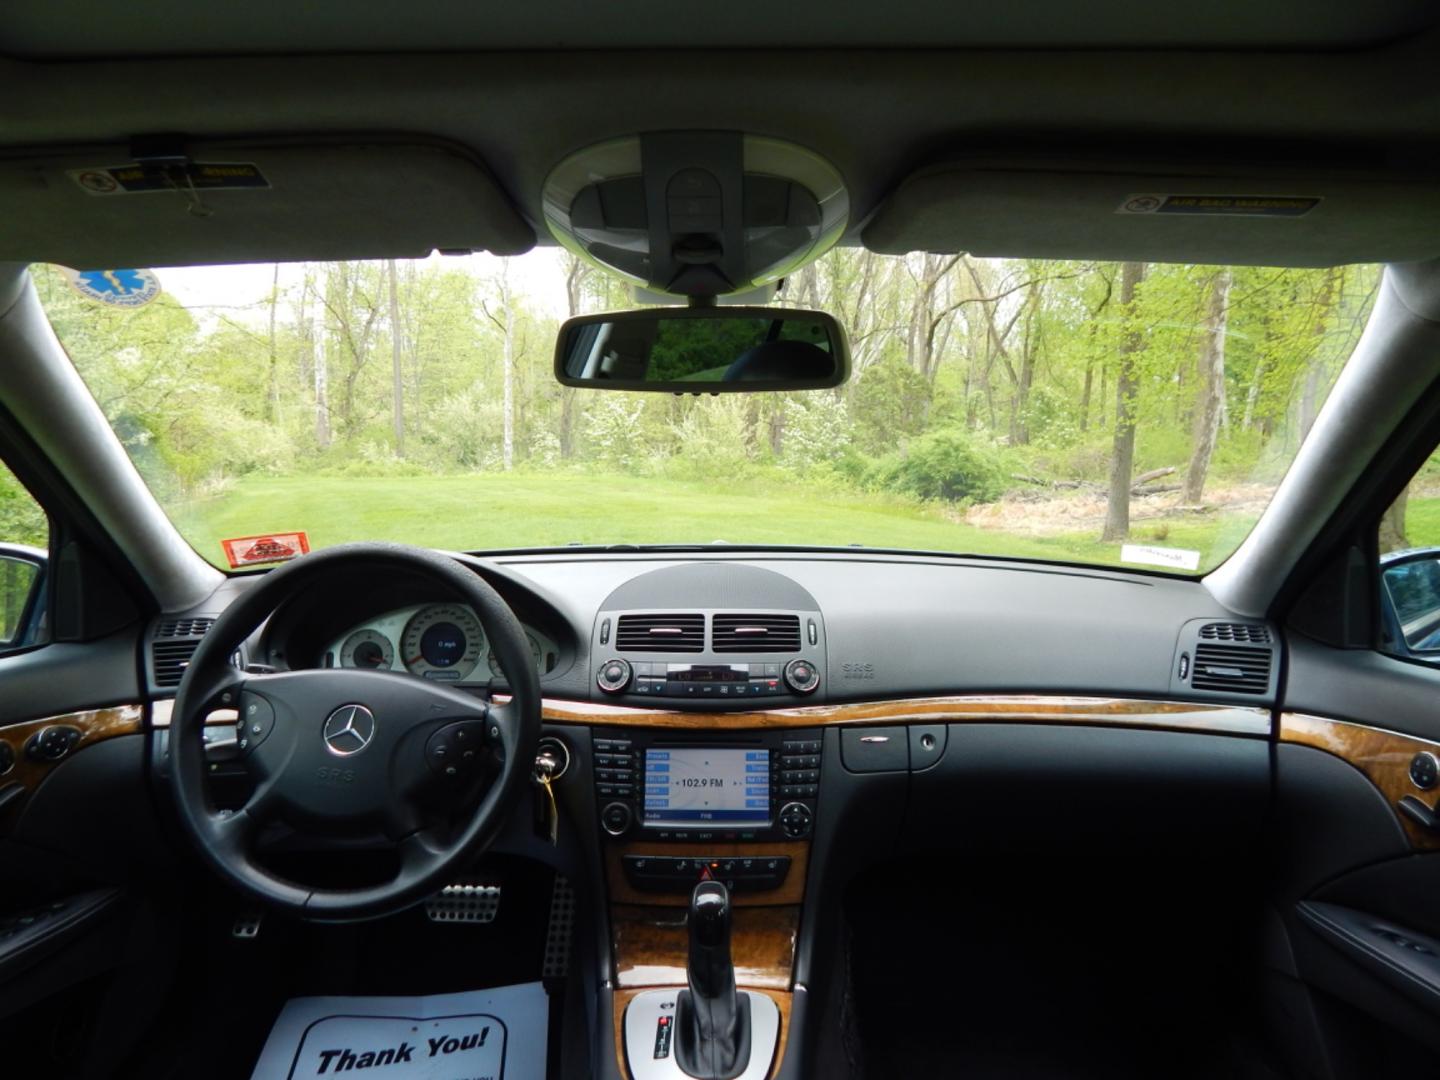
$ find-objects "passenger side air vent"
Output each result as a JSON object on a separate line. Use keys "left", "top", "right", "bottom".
{"left": 1198, "top": 622, "right": 1272, "bottom": 644}
{"left": 152, "top": 617, "right": 215, "bottom": 687}
{"left": 712, "top": 613, "right": 802, "bottom": 653}
{"left": 1190, "top": 643, "right": 1272, "bottom": 694}
{"left": 615, "top": 613, "right": 705, "bottom": 653}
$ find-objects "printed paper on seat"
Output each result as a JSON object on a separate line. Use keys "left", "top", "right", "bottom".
{"left": 250, "top": 982, "right": 547, "bottom": 1080}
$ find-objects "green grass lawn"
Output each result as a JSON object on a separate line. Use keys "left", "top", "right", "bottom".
{"left": 170, "top": 472, "right": 1284, "bottom": 574}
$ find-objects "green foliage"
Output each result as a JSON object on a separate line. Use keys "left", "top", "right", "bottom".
{"left": 870, "top": 427, "right": 1005, "bottom": 504}
{"left": 16, "top": 249, "right": 1383, "bottom": 572}
{"left": 0, "top": 465, "right": 46, "bottom": 548}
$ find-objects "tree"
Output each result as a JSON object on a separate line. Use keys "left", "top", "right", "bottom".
{"left": 1102, "top": 261, "right": 1148, "bottom": 542}
{"left": 1182, "top": 268, "right": 1232, "bottom": 504}
{"left": 387, "top": 259, "right": 405, "bottom": 457}
{"left": 481, "top": 265, "right": 518, "bottom": 470}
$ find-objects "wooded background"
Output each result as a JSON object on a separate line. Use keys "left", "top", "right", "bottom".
{"left": 0, "top": 252, "right": 1395, "bottom": 569}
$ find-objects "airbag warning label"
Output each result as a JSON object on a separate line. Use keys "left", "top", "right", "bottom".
{"left": 1118, "top": 194, "right": 1320, "bottom": 217}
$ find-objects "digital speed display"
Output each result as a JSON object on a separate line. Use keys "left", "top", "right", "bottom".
{"left": 642, "top": 748, "right": 770, "bottom": 827}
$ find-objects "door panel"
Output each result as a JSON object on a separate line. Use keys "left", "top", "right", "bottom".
{"left": 1271, "top": 635, "right": 1440, "bottom": 1078}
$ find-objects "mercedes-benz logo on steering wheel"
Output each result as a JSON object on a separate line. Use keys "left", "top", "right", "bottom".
{"left": 323, "top": 704, "right": 376, "bottom": 756}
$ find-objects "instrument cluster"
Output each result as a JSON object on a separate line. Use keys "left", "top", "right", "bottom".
{"left": 325, "top": 602, "right": 559, "bottom": 684}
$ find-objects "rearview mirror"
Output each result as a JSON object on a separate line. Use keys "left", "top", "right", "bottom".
{"left": 554, "top": 307, "right": 849, "bottom": 393}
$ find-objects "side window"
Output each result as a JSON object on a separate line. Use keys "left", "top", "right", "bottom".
{"left": 1379, "top": 448, "right": 1440, "bottom": 660}
{"left": 0, "top": 460, "right": 49, "bottom": 651}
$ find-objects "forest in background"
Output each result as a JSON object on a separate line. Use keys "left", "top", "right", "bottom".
{"left": 0, "top": 249, "right": 1404, "bottom": 571}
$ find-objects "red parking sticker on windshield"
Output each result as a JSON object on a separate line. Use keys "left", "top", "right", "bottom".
{"left": 220, "top": 532, "right": 310, "bottom": 568}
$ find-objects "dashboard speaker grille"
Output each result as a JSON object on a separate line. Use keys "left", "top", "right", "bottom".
{"left": 712, "top": 613, "right": 802, "bottom": 653}
{"left": 615, "top": 613, "right": 704, "bottom": 653}
{"left": 1198, "top": 622, "right": 1271, "bottom": 644}
{"left": 1190, "top": 642, "right": 1272, "bottom": 694}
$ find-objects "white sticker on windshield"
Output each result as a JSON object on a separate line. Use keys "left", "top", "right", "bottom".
{"left": 1121, "top": 544, "right": 1201, "bottom": 571}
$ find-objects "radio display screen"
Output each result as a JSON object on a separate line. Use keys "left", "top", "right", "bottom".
{"left": 642, "top": 748, "right": 771, "bottom": 827}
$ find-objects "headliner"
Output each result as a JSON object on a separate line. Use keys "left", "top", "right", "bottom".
{"left": 1, "top": 0, "right": 1436, "bottom": 57}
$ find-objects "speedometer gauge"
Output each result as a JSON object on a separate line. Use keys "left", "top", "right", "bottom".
{"left": 488, "top": 633, "right": 542, "bottom": 679}
{"left": 341, "top": 629, "right": 395, "bottom": 670}
{"left": 401, "top": 604, "right": 484, "bottom": 681}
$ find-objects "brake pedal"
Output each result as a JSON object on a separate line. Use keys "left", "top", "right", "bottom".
{"left": 424, "top": 882, "right": 501, "bottom": 924}
{"left": 232, "top": 909, "right": 264, "bottom": 939}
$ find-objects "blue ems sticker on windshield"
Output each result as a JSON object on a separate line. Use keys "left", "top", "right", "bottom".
{"left": 62, "top": 268, "right": 162, "bottom": 309}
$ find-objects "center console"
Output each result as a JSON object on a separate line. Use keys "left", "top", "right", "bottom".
{"left": 594, "top": 727, "right": 822, "bottom": 896}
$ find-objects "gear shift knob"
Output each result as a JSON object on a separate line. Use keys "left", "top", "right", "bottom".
{"left": 676, "top": 880, "right": 751, "bottom": 1079}
{"left": 689, "top": 880, "right": 733, "bottom": 988}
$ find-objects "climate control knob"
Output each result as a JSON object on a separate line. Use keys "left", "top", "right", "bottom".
{"left": 597, "top": 658, "right": 632, "bottom": 695}
{"left": 783, "top": 659, "right": 820, "bottom": 695}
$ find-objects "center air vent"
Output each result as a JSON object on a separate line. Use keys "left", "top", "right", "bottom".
{"left": 1190, "top": 643, "right": 1272, "bottom": 694}
{"left": 615, "top": 613, "right": 705, "bottom": 653}
{"left": 1199, "top": 622, "right": 1271, "bottom": 644}
{"left": 712, "top": 614, "right": 802, "bottom": 653}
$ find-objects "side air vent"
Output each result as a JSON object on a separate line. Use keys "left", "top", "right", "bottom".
{"left": 153, "top": 640, "right": 201, "bottom": 687}
{"left": 1198, "top": 622, "right": 1271, "bottom": 645}
{"left": 712, "top": 613, "right": 802, "bottom": 653}
{"left": 1191, "top": 643, "right": 1272, "bottom": 694}
{"left": 615, "top": 613, "right": 705, "bottom": 653}
{"left": 152, "top": 617, "right": 215, "bottom": 687}
{"left": 156, "top": 617, "right": 215, "bottom": 638}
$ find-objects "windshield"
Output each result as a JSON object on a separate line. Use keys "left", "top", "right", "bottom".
{"left": 35, "top": 253, "right": 1378, "bottom": 574}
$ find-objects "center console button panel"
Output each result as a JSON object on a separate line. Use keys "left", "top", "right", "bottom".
{"left": 622, "top": 853, "right": 791, "bottom": 894}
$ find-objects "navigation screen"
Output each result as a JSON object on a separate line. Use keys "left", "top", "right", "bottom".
{"left": 642, "top": 748, "right": 771, "bottom": 827}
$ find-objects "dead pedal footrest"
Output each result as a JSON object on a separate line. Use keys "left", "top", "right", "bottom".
{"left": 424, "top": 882, "right": 501, "bottom": 924}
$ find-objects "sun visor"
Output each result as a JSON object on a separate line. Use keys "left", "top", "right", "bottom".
{"left": 863, "top": 158, "right": 1440, "bottom": 267}
{"left": 0, "top": 137, "right": 534, "bottom": 267}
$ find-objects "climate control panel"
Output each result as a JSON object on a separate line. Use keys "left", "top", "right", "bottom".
{"left": 595, "top": 659, "right": 822, "bottom": 700}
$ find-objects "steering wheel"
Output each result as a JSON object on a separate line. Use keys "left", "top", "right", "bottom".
{"left": 170, "top": 543, "right": 542, "bottom": 920}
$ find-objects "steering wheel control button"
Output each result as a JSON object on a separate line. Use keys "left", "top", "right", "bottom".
{"left": 322, "top": 704, "right": 376, "bottom": 756}
{"left": 601, "top": 800, "right": 634, "bottom": 836}
{"left": 236, "top": 693, "right": 276, "bottom": 752}
{"left": 426, "top": 720, "right": 490, "bottom": 780}
{"left": 779, "top": 801, "right": 813, "bottom": 839}
{"left": 25, "top": 726, "right": 82, "bottom": 762}
{"left": 597, "top": 658, "right": 633, "bottom": 695}
{"left": 1410, "top": 751, "right": 1439, "bottom": 791}
{"left": 783, "top": 659, "right": 820, "bottom": 695}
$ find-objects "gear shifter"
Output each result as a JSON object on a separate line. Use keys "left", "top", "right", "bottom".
{"left": 674, "top": 881, "right": 752, "bottom": 1080}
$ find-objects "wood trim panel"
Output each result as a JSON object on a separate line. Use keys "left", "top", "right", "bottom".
{"left": 542, "top": 695, "right": 1271, "bottom": 735}
{"left": 0, "top": 705, "right": 144, "bottom": 815}
{"left": 1279, "top": 712, "right": 1440, "bottom": 851}
{"left": 613, "top": 988, "right": 792, "bottom": 1080}
{"left": 605, "top": 840, "right": 810, "bottom": 907}
{"left": 611, "top": 904, "right": 797, "bottom": 991}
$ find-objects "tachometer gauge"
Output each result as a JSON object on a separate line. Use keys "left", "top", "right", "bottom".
{"left": 340, "top": 629, "right": 394, "bottom": 670}
{"left": 488, "top": 632, "right": 541, "bottom": 679}
{"left": 401, "top": 604, "right": 484, "bottom": 681}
